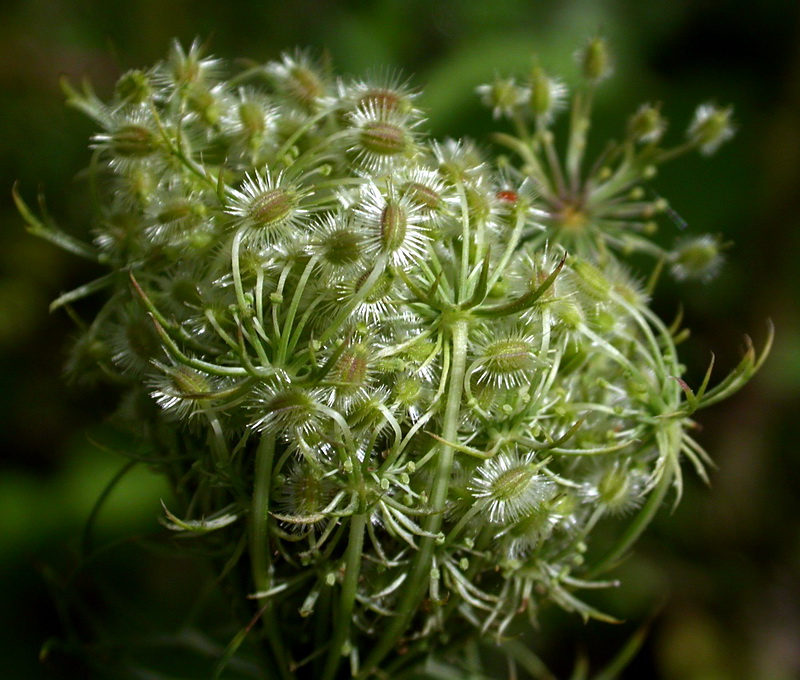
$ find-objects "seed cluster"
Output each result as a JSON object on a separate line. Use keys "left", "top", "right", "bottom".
{"left": 22, "top": 39, "right": 770, "bottom": 678}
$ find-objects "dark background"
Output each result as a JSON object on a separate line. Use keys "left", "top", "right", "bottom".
{"left": 1, "top": 1, "right": 799, "bottom": 678}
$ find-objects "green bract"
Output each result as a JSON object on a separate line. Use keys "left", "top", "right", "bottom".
{"left": 18, "top": 38, "right": 771, "bottom": 680}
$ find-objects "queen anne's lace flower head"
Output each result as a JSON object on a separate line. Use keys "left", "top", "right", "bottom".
{"left": 20, "top": 39, "right": 770, "bottom": 679}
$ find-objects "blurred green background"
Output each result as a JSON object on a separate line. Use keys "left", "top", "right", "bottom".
{"left": 1, "top": 0, "right": 799, "bottom": 678}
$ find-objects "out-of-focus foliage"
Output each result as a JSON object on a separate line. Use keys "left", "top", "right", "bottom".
{"left": 1, "top": 1, "right": 799, "bottom": 679}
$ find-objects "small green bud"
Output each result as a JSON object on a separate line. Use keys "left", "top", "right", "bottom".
{"left": 528, "top": 63, "right": 567, "bottom": 122}
{"left": 324, "top": 229, "right": 363, "bottom": 265}
{"left": 571, "top": 258, "right": 611, "bottom": 301}
{"left": 403, "top": 181, "right": 443, "bottom": 212}
{"left": 484, "top": 339, "right": 533, "bottom": 372}
{"left": 115, "top": 69, "right": 152, "bottom": 104}
{"left": 688, "top": 103, "right": 735, "bottom": 155}
{"left": 253, "top": 387, "right": 320, "bottom": 435}
{"left": 476, "top": 75, "right": 526, "bottom": 119}
{"left": 335, "top": 343, "right": 370, "bottom": 393}
{"left": 598, "top": 466, "right": 630, "bottom": 507}
{"left": 577, "top": 36, "right": 613, "bottom": 82}
{"left": 239, "top": 101, "right": 267, "bottom": 138}
{"left": 552, "top": 298, "right": 584, "bottom": 329}
{"left": 288, "top": 65, "right": 325, "bottom": 109}
{"left": 358, "top": 88, "right": 409, "bottom": 114}
{"left": 627, "top": 102, "right": 666, "bottom": 143}
{"left": 187, "top": 84, "right": 220, "bottom": 125}
{"left": 671, "top": 235, "right": 724, "bottom": 282}
{"left": 170, "top": 365, "right": 212, "bottom": 396}
{"left": 110, "top": 124, "right": 159, "bottom": 158}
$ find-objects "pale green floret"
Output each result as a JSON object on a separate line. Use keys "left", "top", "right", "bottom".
{"left": 528, "top": 64, "right": 567, "bottom": 122}
{"left": 238, "top": 100, "right": 267, "bottom": 136}
{"left": 476, "top": 75, "right": 526, "bottom": 119}
{"left": 627, "top": 102, "right": 667, "bottom": 143}
{"left": 578, "top": 36, "right": 613, "bottom": 82}
{"left": 671, "top": 234, "right": 724, "bottom": 281}
{"left": 477, "top": 336, "right": 537, "bottom": 388}
{"left": 253, "top": 387, "right": 321, "bottom": 435}
{"left": 688, "top": 103, "right": 735, "bottom": 155}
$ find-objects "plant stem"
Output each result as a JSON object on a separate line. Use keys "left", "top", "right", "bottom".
{"left": 249, "top": 433, "right": 293, "bottom": 680}
{"left": 358, "top": 317, "right": 469, "bottom": 677}
{"left": 321, "top": 512, "right": 367, "bottom": 680}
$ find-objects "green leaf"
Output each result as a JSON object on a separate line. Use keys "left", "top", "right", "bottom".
{"left": 13, "top": 183, "right": 99, "bottom": 262}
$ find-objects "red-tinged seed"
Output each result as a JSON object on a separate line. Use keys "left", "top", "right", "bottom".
{"left": 360, "top": 121, "right": 407, "bottom": 155}
{"left": 404, "top": 182, "right": 442, "bottom": 211}
{"left": 380, "top": 202, "right": 407, "bottom": 252}
{"left": 249, "top": 189, "right": 293, "bottom": 228}
{"left": 496, "top": 190, "right": 518, "bottom": 203}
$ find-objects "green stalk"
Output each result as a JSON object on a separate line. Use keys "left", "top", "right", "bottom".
{"left": 231, "top": 229, "right": 248, "bottom": 314}
{"left": 249, "top": 433, "right": 292, "bottom": 680}
{"left": 566, "top": 87, "right": 595, "bottom": 195}
{"left": 277, "top": 254, "right": 319, "bottom": 363}
{"left": 485, "top": 208, "right": 526, "bottom": 293}
{"left": 321, "top": 512, "right": 367, "bottom": 680}
{"left": 358, "top": 317, "right": 469, "bottom": 677}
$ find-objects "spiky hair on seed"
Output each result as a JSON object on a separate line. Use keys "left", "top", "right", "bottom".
{"left": 354, "top": 180, "right": 430, "bottom": 266}
{"left": 336, "top": 66, "right": 422, "bottom": 118}
{"left": 148, "top": 361, "right": 223, "bottom": 421}
{"left": 306, "top": 210, "right": 367, "bottom": 282}
{"left": 265, "top": 49, "right": 331, "bottom": 111}
{"left": 346, "top": 101, "right": 423, "bottom": 173}
{"left": 226, "top": 170, "right": 311, "bottom": 247}
{"left": 469, "top": 450, "right": 554, "bottom": 524}
{"left": 470, "top": 324, "right": 543, "bottom": 390}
